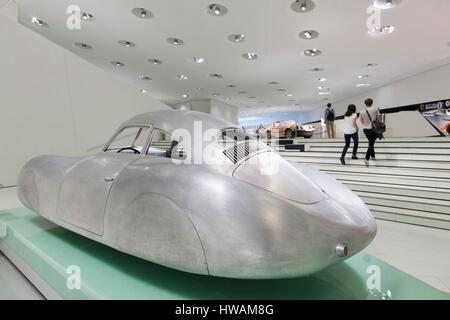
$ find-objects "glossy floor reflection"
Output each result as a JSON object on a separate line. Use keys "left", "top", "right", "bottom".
{"left": 0, "top": 207, "right": 449, "bottom": 300}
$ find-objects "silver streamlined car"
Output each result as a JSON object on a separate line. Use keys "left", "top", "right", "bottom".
{"left": 17, "top": 110, "right": 376, "bottom": 279}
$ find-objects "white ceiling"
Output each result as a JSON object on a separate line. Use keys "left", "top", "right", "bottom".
{"left": 16, "top": 0, "right": 450, "bottom": 116}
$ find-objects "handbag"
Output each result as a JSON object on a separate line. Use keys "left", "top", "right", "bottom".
{"left": 366, "top": 109, "right": 386, "bottom": 134}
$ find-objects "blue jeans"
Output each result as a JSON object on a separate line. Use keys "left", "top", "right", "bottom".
{"left": 341, "top": 132, "right": 359, "bottom": 158}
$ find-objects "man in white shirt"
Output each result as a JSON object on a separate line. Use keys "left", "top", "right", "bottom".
{"left": 359, "top": 98, "right": 382, "bottom": 167}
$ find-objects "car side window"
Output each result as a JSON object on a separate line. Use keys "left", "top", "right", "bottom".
{"left": 106, "top": 126, "right": 150, "bottom": 153}
{"left": 147, "top": 128, "right": 181, "bottom": 158}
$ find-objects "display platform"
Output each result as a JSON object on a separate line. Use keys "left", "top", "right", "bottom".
{"left": 0, "top": 207, "right": 448, "bottom": 300}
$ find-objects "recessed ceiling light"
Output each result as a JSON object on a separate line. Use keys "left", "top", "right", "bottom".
{"left": 318, "top": 77, "right": 327, "bottom": 82}
{"left": 304, "top": 49, "right": 322, "bottom": 57}
{"left": 182, "top": 94, "right": 191, "bottom": 98}
{"left": 207, "top": 4, "right": 228, "bottom": 16}
{"left": 140, "top": 89, "right": 147, "bottom": 94}
{"left": 139, "top": 75, "right": 152, "bottom": 81}
{"left": 81, "top": 12, "right": 94, "bottom": 21}
{"left": 177, "top": 74, "right": 188, "bottom": 80}
{"left": 249, "top": 96, "right": 257, "bottom": 99}
{"left": 73, "top": 42, "right": 92, "bottom": 50}
{"left": 277, "top": 88, "right": 287, "bottom": 92}
{"left": 239, "top": 91, "right": 248, "bottom": 94}
{"left": 268, "top": 81, "right": 279, "bottom": 85}
{"left": 226, "top": 85, "right": 237, "bottom": 88}
{"left": 131, "top": 8, "right": 153, "bottom": 19}
{"left": 166, "top": 38, "right": 184, "bottom": 46}
{"left": 148, "top": 59, "right": 163, "bottom": 65}
{"left": 317, "top": 86, "right": 325, "bottom": 90}
{"left": 196, "top": 87, "right": 204, "bottom": 91}
{"left": 286, "top": 94, "right": 293, "bottom": 97}
{"left": 118, "top": 40, "right": 136, "bottom": 48}
{"left": 209, "top": 73, "right": 223, "bottom": 79}
{"left": 228, "top": 34, "right": 245, "bottom": 43}
{"left": 369, "top": 25, "right": 395, "bottom": 36}
{"left": 30, "top": 17, "right": 47, "bottom": 27}
{"left": 309, "top": 67, "right": 324, "bottom": 72}
{"left": 356, "top": 83, "right": 371, "bottom": 87}
{"left": 318, "top": 91, "right": 331, "bottom": 95}
{"left": 192, "top": 56, "right": 205, "bottom": 64}
{"left": 366, "top": 63, "right": 379, "bottom": 68}
{"left": 357, "top": 75, "right": 370, "bottom": 79}
{"left": 291, "top": 0, "right": 315, "bottom": 13}
{"left": 110, "top": 61, "right": 125, "bottom": 67}
{"left": 242, "top": 52, "right": 258, "bottom": 60}
{"left": 373, "top": 0, "right": 401, "bottom": 10}
{"left": 299, "top": 30, "right": 319, "bottom": 40}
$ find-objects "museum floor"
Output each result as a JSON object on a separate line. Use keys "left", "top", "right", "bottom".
{"left": 1, "top": 186, "right": 449, "bottom": 299}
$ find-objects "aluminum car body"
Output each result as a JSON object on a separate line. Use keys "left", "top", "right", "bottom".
{"left": 17, "top": 110, "right": 376, "bottom": 279}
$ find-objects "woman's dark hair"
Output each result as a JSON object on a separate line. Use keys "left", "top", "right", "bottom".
{"left": 365, "top": 98, "right": 374, "bottom": 107}
{"left": 345, "top": 104, "right": 356, "bottom": 117}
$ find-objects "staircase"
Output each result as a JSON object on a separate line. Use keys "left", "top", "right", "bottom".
{"left": 275, "top": 137, "right": 450, "bottom": 230}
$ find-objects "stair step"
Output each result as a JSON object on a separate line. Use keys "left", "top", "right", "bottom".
{"left": 283, "top": 156, "right": 450, "bottom": 170}
{"left": 343, "top": 181, "right": 450, "bottom": 201}
{"left": 357, "top": 192, "right": 450, "bottom": 215}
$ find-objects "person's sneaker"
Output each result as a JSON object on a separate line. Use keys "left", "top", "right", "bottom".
{"left": 371, "top": 157, "right": 376, "bottom": 160}
{"left": 364, "top": 159, "right": 370, "bottom": 167}
{"left": 352, "top": 156, "right": 359, "bottom": 160}
{"left": 340, "top": 157, "right": 346, "bottom": 165}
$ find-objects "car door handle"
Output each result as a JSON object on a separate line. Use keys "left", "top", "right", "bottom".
{"left": 104, "top": 177, "right": 115, "bottom": 182}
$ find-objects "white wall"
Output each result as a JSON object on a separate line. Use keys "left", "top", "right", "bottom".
{"left": 172, "top": 99, "right": 239, "bottom": 125}
{"left": 210, "top": 99, "right": 238, "bottom": 125}
{"left": 0, "top": 3, "right": 169, "bottom": 187}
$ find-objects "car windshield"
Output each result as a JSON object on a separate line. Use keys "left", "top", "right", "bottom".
{"left": 219, "top": 128, "right": 254, "bottom": 142}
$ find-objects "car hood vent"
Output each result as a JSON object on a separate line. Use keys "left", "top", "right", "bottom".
{"left": 223, "top": 141, "right": 271, "bottom": 164}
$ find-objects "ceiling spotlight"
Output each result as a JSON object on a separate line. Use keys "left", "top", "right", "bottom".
{"left": 139, "top": 75, "right": 152, "bottom": 81}
{"left": 81, "top": 12, "right": 94, "bottom": 21}
{"left": 299, "top": 30, "right": 319, "bottom": 40}
{"left": 192, "top": 56, "right": 205, "bottom": 64}
{"left": 131, "top": 8, "right": 153, "bottom": 19}
{"left": 209, "top": 73, "right": 223, "bottom": 79}
{"left": 373, "top": 0, "right": 401, "bottom": 10}
{"left": 242, "top": 52, "right": 258, "bottom": 60}
{"left": 228, "top": 34, "right": 246, "bottom": 43}
{"left": 73, "top": 42, "right": 92, "bottom": 50}
{"left": 148, "top": 59, "right": 163, "bottom": 65}
{"left": 140, "top": 89, "right": 147, "bottom": 94}
{"left": 207, "top": 4, "right": 228, "bottom": 16}
{"left": 182, "top": 94, "right": 191, "bottom": 98}
{"left": 369, "top": 25, "right": 395, "bottom": 36}
{"left": 30, "top": 17, "right": 47, "bottom": 27}
{"left": 318, "top": 77, "right": 327, "bottom": 82}
{"left": 277, "top": 89, "right": 287, "bottom": 92}
{"left": 291, "top": 0, "right": 315, "bottom": 13}
{"left": 358, "top": 75, "right": 370, "bottom": 79}
{"left": 249, "top": 96, "right": 257, "bottom": 99}
{"left": 318, "top": 91, "right": 331, "bottom": 95}
{"left": 366, "top": 63, "right": 379, "bottom": 68}
{"left": 177, "top": 74, "right": 188, "bottom": 80}
{"left": 110, "top": 61, "right": 125, "bottom": 67}
{"left": 309, "top": 67, "right": 324, "bottom": 72}
{"left": 226, "top": 85, "right": 237, "bottom": 88}
{"left": 304, "top": 49, "right": 322, "bottom": 57}
{"left": 317, "top": 86, "right": 325, "bottom": 90}
{"left": 286, "top": 94, "right": 293, "bottom": 97}
{"left": 268, "top": 82, "right": 279, "bottom": 85}
{"left": 356, "top": 83, "right": 371, "bottom": 87}
{"left": 166, "top": 38, "right": 184, "bottom": 46}
{"left": 118, "top": 40, "right": 136, "bottom": 48}
{"left": 239, "top": 91, "right": 248, "bottom": 94}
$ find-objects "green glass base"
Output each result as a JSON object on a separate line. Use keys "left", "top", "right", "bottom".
{"left": 0, "top": 207, "right": 448, "bottom": 300}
